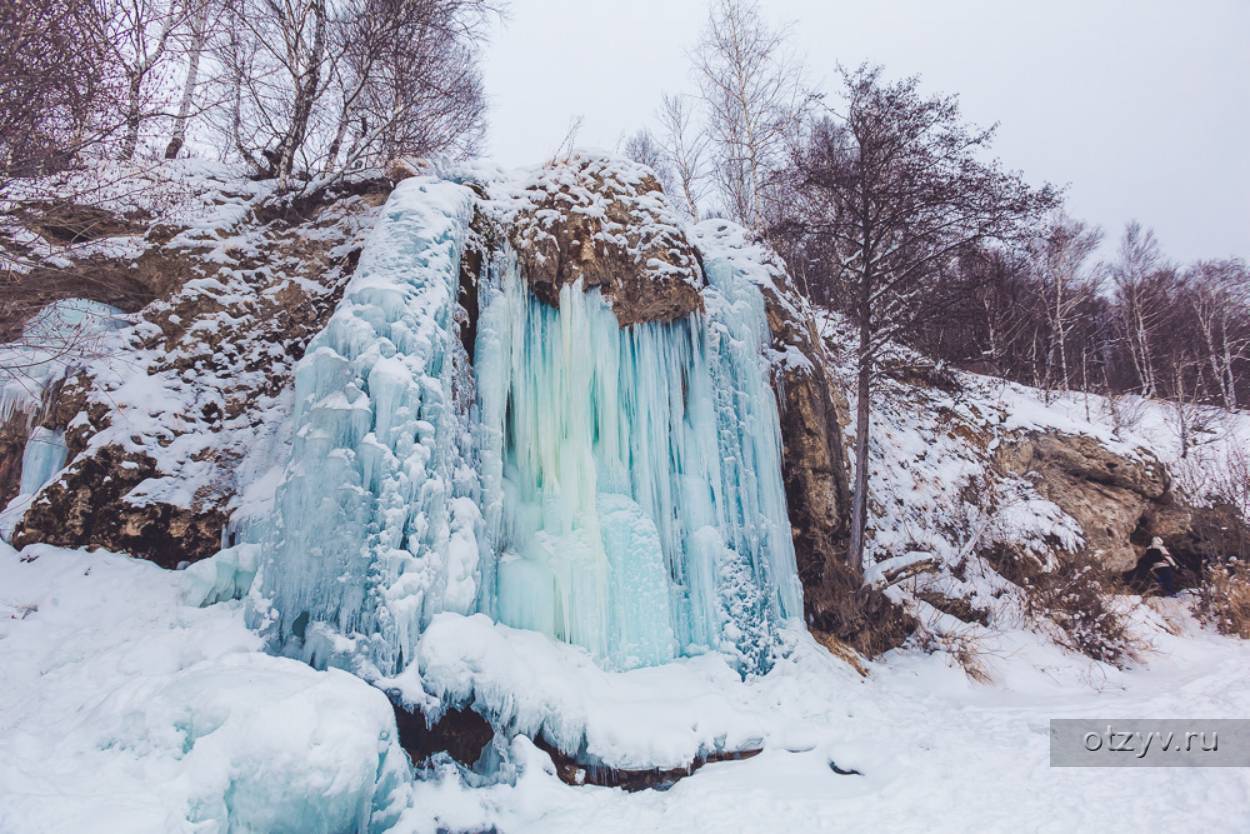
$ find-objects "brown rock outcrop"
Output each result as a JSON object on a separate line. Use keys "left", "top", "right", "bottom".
{"left": 0, "top": 412, "right": 26, "bottom": 508}
{"left": 506, "top": 155, "right": 704, "bottom": 326}
{"left": 8, "top": 177, "right": 390, "bottom": 565}
{"left": 995, "top": 431, "right": 1250, "bottom": 573}
{"left": 14, "top": 444, "right": 227, "bottom": 568}
{"left": 759, "top": 285, "right": 853, "bottom": 598}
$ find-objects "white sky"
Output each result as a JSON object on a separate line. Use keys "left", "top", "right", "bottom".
{"left": 481, "top": 0, "right": 1249, "bottom": 263}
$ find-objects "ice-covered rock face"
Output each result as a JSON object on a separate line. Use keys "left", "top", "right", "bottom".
{"left": 250, "top": 157, "right": 801, "bottom": 680}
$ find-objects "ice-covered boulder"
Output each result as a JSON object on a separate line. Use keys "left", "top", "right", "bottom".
{"left": 0, "top": 542, "right": 408, "bottom": 834}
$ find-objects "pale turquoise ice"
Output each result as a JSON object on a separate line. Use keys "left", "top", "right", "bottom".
{"left": 249, "top": 178, "right": 482, "bottom": 678}
{"left": 474, "top": 250, "right": 800, "bottom": 672}
{"left": 252, "top": 175, "right": 801, "bottom": 678}
{"left": 18, "top": 426, "right": 67, "bottom": 497}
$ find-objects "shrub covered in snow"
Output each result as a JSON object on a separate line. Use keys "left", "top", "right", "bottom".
{"left": 1018, "top": 551, "right": 1139, "bottom": 666}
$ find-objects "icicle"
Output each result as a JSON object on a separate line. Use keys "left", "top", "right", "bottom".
{"left": 475, "top": 247, "right": 800, "bottom": 673}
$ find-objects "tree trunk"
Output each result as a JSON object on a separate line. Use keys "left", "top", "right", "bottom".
{"left": 121, "top": 75, "right": 142, "bottom": 160}
{"left": 166, "top": 5, "right": 209, "bottom": 160}
{"left": 323, "top": 105, "right": 350, "bottom": 175}
{"left": 275, "top": 0, "right": 327, "bottom": 188}
{"left": 1223, "top": 335, "right": 1238, "bottom": 410}
{"left": 846, "top": 290, "right": 872, "bottom": 581}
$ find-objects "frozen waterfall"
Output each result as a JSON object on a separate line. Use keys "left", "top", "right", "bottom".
{"left": 18, "top": 427, "right": 68, "bottom": 498}
{"left": 249, "top": 179, "right": 483, "bottom": 678}
{"left": 250, "top": 176, "right": 802, "bottom": 679}
{"left": 474, "top": 255, "right": 801, "bottom": 671}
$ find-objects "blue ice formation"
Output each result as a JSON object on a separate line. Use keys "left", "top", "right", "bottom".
{"left": 475, "top": 255, "right": 801, "bottom": 671}
{"left": 251, "top": 173, "right": 801, "bottom": 678}
{"left": 18, "top": 426, "right": 67, "bottom": 497}
{"left": 249, "top": 178, "right": 482, "bottom": 678}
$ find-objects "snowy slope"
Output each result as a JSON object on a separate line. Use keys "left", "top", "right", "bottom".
{"left": 812, "top": 306, "right": 1250, "bottom": 647}
{"left": 5, "top": 540, "right": 1250, "bottom": 834}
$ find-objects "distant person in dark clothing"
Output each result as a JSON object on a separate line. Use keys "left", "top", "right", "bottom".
{"left": 1126, "top": 537, "right": 1180, "bottom": 596}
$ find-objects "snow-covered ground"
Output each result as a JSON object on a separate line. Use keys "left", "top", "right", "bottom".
{"left": 4, "top": 539, "right": 1248, "bottom": 834}
{"left": 404, "top": 613, "right": 1250, "bottom": 834}
{"left": 0, "top": 541, "right": 409, "bottom": 834}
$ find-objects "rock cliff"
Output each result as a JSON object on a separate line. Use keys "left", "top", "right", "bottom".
{"left": 3, "top": 155, "right": 1247, "bottom": 656}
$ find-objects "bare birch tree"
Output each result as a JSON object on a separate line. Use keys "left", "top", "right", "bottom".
{"left": 1110, "top": 221, "right": 1169, "bottom": 397}
{"left": 693, "top": 0, "right": 801, "bottom": 230}
{"left": 657, "top": 93, "right": 709, "bottom": 221}
{"left": 213, "top": 0, "right": 492, "bottom": 186}
{"left": 101, "top": 0, "right": 192, "bottom": 160}
{"left": 164, "top": 0, "right": 218, "bottom": 159}
{"left": 1030, "top": 215, "right": 1102, "bottom": 395}
{"left": 1187, "top": 259, "right": 1250, "bottom": 411}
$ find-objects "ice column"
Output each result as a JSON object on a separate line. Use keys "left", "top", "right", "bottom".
{"left": 249, "top": 179, "right": 483, "bottom": 678}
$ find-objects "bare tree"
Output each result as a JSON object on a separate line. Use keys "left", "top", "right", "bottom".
{"left": 547, "top": 115, "right": 584, "bottom": 164}
{"left": 101, "top": 0, "right": 192, "bottom": 160}
{"left": 325, "top": 0, "right": 491, "bottom": 173}
{"left": 1030, "top": 215, "right": 1103, "bottom": 395}
{"left": 622, "top": 128, "right": 675, "bottom": 193}
{"left": 165, "top": 0, "right": 218, "bottom": 158}
{"left": 657, "top": 92, "right": 709, "bottom": 221}
{"left": 786, "top": 66, "right": 1058, "bottom": 576}
{"left": 1110, "top": 221, "right": 1171, "bottom": 397}
{"left": 0, "top": 0, "right": 121, "bottom": 179}
{"left": 1187, "top": 259, "right": 1250, "bottom": 411}
{"left": 1167, "top": 350, "right": 1226, "bottom": 459}
{"left": 693, "top": 0, "right": 801, "bottom": 230}
{"left": 213, "top": 0, "right": 492, "bottom": 186}
{"left": 212, "top": 0, "right": 333, "bottom": 184}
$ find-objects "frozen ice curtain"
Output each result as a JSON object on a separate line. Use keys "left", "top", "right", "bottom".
{"left": 250, "top": 177, "right": 801, "bottom": 679}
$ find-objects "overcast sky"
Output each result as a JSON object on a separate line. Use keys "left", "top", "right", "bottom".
{"left": 481, "top": 0, "right": 1249, "bottom": 263}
